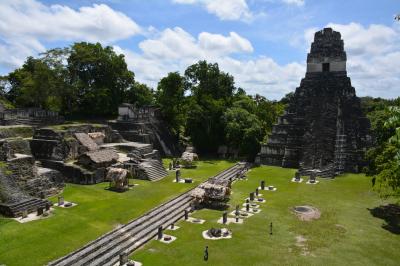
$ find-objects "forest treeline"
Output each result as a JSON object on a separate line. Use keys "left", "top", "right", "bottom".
{"left": 0, "top": 42, "right": 399, "bottom": 195}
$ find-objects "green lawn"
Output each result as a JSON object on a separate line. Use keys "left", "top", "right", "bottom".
{"left": 132, "top": 165, "right": 400, "bottom": 266}
{"left": 0, "top": 159, "right": 235, "bottom": 266}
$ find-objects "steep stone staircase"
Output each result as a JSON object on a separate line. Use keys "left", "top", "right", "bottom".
{"left": 137, "top": 159, "right": 168, "bottom": 181}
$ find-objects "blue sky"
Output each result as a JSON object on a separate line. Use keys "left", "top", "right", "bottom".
{"left": 0, "top": 0, "right": 399, "bottom": 99}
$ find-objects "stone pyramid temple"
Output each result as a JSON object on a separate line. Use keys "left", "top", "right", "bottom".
{"left": 257, "top": 28, "right": 371, "bottom": 177}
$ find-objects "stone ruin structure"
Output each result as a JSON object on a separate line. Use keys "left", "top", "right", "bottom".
{"left": 257, "top": 28, "right": 371, "bottom": 177}
{"left": 0, "top": 103, "right": 63, "bottom": 126}
{"left": 180, "top": 146, "right": 199, "bottom": 168}
{"left": 191, "top": 176, "right": 232, "bottom": 209}
{"left": 30, "top": 124, "right": 168, "bottom": 184}
{"left": 0, "top": 101, "right": 183, "bottom": 217}
{"left": 0, "top": 121, "right": 170, "bottom": 217}
{"left": 109, "top": 103, "right": 181, "bottom": 157}
{"left": 106, "top": 168, "right": 129, "bottom": 192}
{"left": 0, "top": 136, "right": 63, "bottom": 217}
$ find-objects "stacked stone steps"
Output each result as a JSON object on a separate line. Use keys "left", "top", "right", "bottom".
{"left": 141, "top": 160, "right": 168, "bottom": 181}
{"left": 213, "top": 165, "right": 240, "bottom": 180}
{"left": 49, "top": 191, "right": 193, "bottom": 266}
{"left": 142, "top": 150, "right": 159, "bottom": 159}
{"left": 0, "top": 198, "right": 49, "bottom": 217}
{"left": 299, "top": 164, "right": 336, "bottom": 179}
{"left": 83, "top": 198, "right": 193, "bottom": 266}
{"left": 8, "top": 117, "right": 62, "bottom": 127}
{"left": 49, "top": 163, "right": 246, "bottom": 266}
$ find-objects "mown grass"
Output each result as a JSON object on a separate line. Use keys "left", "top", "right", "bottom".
{"left": 132, "top": 166, "right": 400, "bottom": 266}
{"left": 0, "top": 159, "right": 234, "bottom": 266}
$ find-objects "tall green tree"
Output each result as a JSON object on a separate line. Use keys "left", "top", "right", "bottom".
{"left": 156, "top": 72, "right": 186, "bottom": 135}
{"left": 184, "top": 61, "right": 236, "bottom": 153}
{"left": 126, "top": 81, "right": 154, "bottom": 107}
{"left": 223, "top": 106, "right": 263, "bottom": 159}
{"left": 67, "top": 42, "right": 134, "bottom": 116}
{"left": 6, "top": 56, "right": 61, "bottom": 111}
{"left": 364, "top": 99, "right": 400, "bottom": 196}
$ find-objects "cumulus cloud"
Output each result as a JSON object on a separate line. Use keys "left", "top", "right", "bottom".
{"left": 172, "top": 0, "right": 253, "bottom": 21}
{"left": 0, "top": 0, "right": 140, "bottom": 68}
{"left": 115, "top": 27, "right": 303, "bottom": 100}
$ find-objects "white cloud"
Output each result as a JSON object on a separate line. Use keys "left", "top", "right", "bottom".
{"left": 0, "top": 0, "right": 140, "bottom": 68}
{"left": 282, "top": 0, "right": 305, "bottom": 6}
{"left": 116, "top": 27, "right": 303, "bottom": 100}
{"left": 199, "top": 32, "right": 254, "bottom": 54}
{"left": 172, "top": 0, "right": 253, "bottom": 22}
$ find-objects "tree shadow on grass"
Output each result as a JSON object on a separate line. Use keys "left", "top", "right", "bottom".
{"left": 368, "top": 204, "right": 400, "bottom": 234}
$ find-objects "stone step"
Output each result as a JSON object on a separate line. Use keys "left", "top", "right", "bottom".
{"left": 80, "top": 197, "right": 193, "bottom": 266}
{"left": 0, "top": 198, "right": 49, "bottom": 217}
{"left": 50, "top": 191, "right": 194, "bottom": 266}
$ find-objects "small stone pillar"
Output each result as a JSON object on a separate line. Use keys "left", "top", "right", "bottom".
{"left": 37, "top": 207, "right": 44, "bottom": 216}
{"left": 295, "top": 172, "right": 301, "bottom": 181}
{"left": 250, "top": 192, "right": 255, "bottom": 201}
{"left": 235, "top": 205, "right": 240, "bottom": 216}
{"left": 246, "top": 198, "right": 250, "bottom": 204}
{"left": 22, "top": 210, "right": 28, "bottom": 218}
{"left": 246, "top": 203, "right": 250, "bottom": 212}
{"left": 171, "top": 223, "right": 175, "bottom": 229}
{"left": 310, "top": 173, "right": 316, "bottom": 183}
{"left": 176, "top": 170, "right": 181, "bottom": 182}
{"left": 45, "top": 202, "right": 51, "bottom": 211}
{"left": 58, "top": 196, "right": 64, "bottom": 206}
{"left": 270, "top": 222, "right": 273, "bottom": 235}
{"left": 261, "top": 180, "right": 265, "bottom": 190}
{"left": 255, "top": 188, "right": 259, "bottom": 196}
{"left": 222, "top": 211, "right": 228, "bottom": 224}
{"left": 184, "top": 209, "right": 189, "bottom": 220}
{"left": 119, "top": 252, "right": 128, "bottom": 266}
{"left": 157, "top": 226, "right": 163, "bottom": 240}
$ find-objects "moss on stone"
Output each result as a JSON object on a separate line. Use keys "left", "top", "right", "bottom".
{"left": 0, "top": 126, "right": 33, "bottom": 139}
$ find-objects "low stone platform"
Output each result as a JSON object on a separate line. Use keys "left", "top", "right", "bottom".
{"left": 12, "top": 208, "right": 54, "bottom": 223}
{"left": 53, "top": 201, "right": 77, "bottom": 208}
{"left": 291, "top": 178, "right": 304, "bottom": 183}
{"left": 158, "top": 234, "right": 177, "bottom": 244}
{"left": 202, "top": 228, "right": 232, "bottom": 240}
{"left": 186, "top": 217, "right": 206, "bottom": 224}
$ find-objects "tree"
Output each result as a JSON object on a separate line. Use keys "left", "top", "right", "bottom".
{"left": 184, "top": 61, "right": 236, "bottom": 153}
{"left": 6, "top": 56, "right": 61, "bottom": 111}
{"left": 126, "top": 82, "right": 154, "bottom": 107}
{"left": 67, "top": 42, "right": 135, "bottom": 116}
{"left": 365, "top": 101, "right": 400, "bottom": 196}
{"left": 156, "top": 72, "right": 186, "bottom": 135}
{"left": 223, "top": 106, "right": 263, "bottom": 160}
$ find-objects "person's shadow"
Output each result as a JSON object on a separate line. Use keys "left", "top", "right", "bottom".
{"left": 368, "top": 204, "right": 400, "bottom": 234}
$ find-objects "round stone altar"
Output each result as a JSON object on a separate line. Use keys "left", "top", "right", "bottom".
{"left": 293, "top": 205, "right": 321, "bottom": 221}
